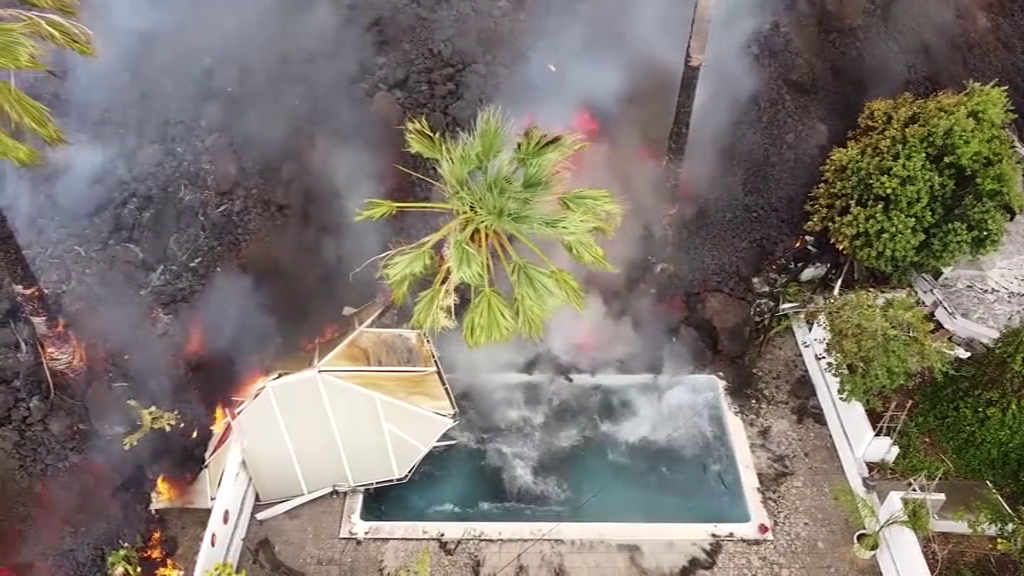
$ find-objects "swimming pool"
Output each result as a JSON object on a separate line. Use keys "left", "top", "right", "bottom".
{"left": 341, "top": 374, "right": 771, "bottom": 540}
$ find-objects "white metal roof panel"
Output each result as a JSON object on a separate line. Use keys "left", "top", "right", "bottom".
{"left": 236, "top": 368, "right": 455, "bottom": 502}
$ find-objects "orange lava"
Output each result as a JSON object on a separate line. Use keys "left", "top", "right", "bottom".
{"left": 573, "top": 107, "right": 601, "bottom": 138}
{"left": 184, "top": 320, "right": 204, "bottom": 357}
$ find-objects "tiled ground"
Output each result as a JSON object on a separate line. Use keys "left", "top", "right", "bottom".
{"left": 167, "top": 331, "right": 880, "bottom": 575}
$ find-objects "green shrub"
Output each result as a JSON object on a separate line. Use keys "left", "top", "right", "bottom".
{"left": 913, "top": 325, "right": 1024, "bottom": 503}
{"left": 822, "top": 291, "right": 952, "bottom": 407}
{"left": 806, "top": 82, "right": 1023, "bottom": 277}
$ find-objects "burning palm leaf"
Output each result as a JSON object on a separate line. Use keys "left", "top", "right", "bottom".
{"left": 122, "top": 400, "right": 182, "bottom": 450}
{"left": 357, "top": 106, "right": 623, "bottom": 347}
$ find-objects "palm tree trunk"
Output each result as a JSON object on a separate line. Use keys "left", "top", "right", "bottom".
{"left": 0, "top": 210, "right": 84, "bottom": 382}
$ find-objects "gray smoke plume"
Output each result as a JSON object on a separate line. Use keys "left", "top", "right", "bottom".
{"left": 0, "top": 0, "right": 394, "bottom": 400}
{"left": 0, "top": 0, "right": 399, "bottom": 569}
{"left": 682, "top": 0, "right": 768, "bottom": 195}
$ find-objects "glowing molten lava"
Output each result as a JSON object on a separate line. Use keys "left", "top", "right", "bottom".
{"left": 142, "top": 528, "right": 184, "bottom": 576}
{"left": 153, "top": 474, "right": 183, "bottom": 502}
{"left": 573, "top": 107, "right": 601, "bottom": 139}
{"left": 184, "top": 320, "right": 204, "bottom": 357}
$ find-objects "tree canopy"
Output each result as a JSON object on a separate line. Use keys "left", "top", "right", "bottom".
{"left": 912, "top": 324, "right": 1024, "bottom": 503}
{"left": 822, "top": 290, "right": 952, "bottom": 407}
{"left": 806, "top": 82, "right": 1024, "bottom": 277}
{"left": 1, "top": 0, "right": 93, "bottom": 165}
{"left": 357, "top": 106, "right": 623, "bottom": 348}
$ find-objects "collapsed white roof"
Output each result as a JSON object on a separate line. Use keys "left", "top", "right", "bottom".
{"left": 156, "top": 299, "right": 458, "bottom": 506}
{"left": 235, "top": 366, "right": 455, "bottom": 502}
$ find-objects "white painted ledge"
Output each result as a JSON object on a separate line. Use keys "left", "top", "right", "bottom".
{"left": 792, "top": 315, "right": 932, "bottom": 576}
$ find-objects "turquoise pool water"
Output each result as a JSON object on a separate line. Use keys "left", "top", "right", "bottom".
{"left": 362, "top": 376, "right": 751, "bottom": 523}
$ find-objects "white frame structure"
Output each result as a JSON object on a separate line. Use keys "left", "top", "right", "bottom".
{"left": 148, "top": 299, "right": 459, "bottom": 574}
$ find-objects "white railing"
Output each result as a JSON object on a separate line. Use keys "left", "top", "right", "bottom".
{"left": 192, "top": 439, "right": 257, "bottom": 575}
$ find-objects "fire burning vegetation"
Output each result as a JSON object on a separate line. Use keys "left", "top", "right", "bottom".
{"left": 105, "top": 526, "right": 183, "bottom": 576}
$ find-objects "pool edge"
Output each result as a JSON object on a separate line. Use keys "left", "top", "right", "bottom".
{"left": 338, "top": 374, "right": 773, "bottom": 541}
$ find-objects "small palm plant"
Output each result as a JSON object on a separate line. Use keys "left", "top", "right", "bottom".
{"left": 836, "top": 486, "right": 931, "bottom": 559}
{"left": 356, "top": 106, "right": 623, "bottom": 347}
{"left": 1, "top": 0, "right": 94, "bottom": 165}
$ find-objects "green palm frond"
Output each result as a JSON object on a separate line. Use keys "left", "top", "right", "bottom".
{"left": 357, "top": 105, "right": 623, "bottom": 347}
{"left": 0, "top": 80, "right": 64, "bottom": 144}
{"left": 0, "top": 8, "right": 93, "bottom": 56}
{"left": 0, "top": 128, "right": 36, "bottom": 164}
{"left": 0, "top": 2, "right": 94, "bottom": 166}
{"left": 18, "top": 0, "right": 80, "bottom": 17}
{"left": 403, "top": 116, "right": 443, "bottom": 161}
{"left": 835, "top": 485, "right": 931, "bottom": 537}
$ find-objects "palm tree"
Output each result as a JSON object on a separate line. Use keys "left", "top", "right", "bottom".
{"left": 356, "top": 106, "right": 623, "bottom": 348}
{"left": 1, "top": 0, "right": 94, "bottom": 381}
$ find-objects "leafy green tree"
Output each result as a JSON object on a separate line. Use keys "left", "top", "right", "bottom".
{"left": 806, "top": 82, "right": 1024, "bottom": 277}
{"left": 914, "top": 324, "right": 1024, "bottom": 502}
{"left": 356, "top": 106, "right": 623, "bottom": 347}
{"left": 822, "top": 290, "right": 952, "bottom": 407}
{"left": 1, "top": 0, "right": 94, "bottom": 165}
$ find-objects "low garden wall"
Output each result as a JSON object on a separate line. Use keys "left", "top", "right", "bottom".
{"left": 793, "top": 315, "right": 932, "bottom": 576}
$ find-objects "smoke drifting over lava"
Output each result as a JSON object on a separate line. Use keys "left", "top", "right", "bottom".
{"left": 681, "top": 0, "right": 768, "bottom": 198}
{"left": 0, "top": 0, "right": 399, "bottom": 572}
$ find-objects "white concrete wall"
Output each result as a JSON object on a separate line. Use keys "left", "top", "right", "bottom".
{"left": 793, "top": 316, "right": 932, "bottom": 576}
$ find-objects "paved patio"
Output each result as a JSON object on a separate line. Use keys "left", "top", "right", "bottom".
{"left": 166, "top": 332, "right": 880, "bottom": 575}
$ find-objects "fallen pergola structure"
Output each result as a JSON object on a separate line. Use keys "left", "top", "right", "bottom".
{"left": 151, "top": 299, "right": 458, "bottom": 574}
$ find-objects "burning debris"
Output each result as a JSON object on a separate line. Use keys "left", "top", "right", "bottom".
{"left": 153, "top": 474, "right": 186, "bottom": 503}
{"left": 105, "top": 520, "right": 185, "bottom": 576}
{"left": 140, "top": 525, "right": 184, "bottom": 576}
{"left": 0, "top": 215, "right": 89, "bottom": 388}
{"left": 122, "top": 401, "right": 183, "bottom": 450}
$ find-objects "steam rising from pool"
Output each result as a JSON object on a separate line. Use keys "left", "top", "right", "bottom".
{"left": 443, "top": 375, "right": 724, "bottom": 504}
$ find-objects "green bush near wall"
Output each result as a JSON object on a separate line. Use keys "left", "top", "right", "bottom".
{"left": 822, "top": 291, "right": 952, "bottom": 409}
{"left": 910, "top": 324, "right": 1024, "bottom": 504}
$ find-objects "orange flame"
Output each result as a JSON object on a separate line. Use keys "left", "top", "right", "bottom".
{"left": 211, "top": 404, "right": 228, "bottom": 433}
{"left": 235, "top": 371, "right": 267, "bottom": 401}
{"left": 153, "top": 474, "right": 183, "bottom": 502}
{"left": 143, "top": 527, "right": 184, "bottom": 575}
{"left": 301, "top": 323, "right": 343, "bottom": 351}
{"left": 155, "top": 564, "right": 184, "bottom": 576}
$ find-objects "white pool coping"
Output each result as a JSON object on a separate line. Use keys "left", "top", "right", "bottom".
{"left": 338, "top": 374, "right": 772, "bottom": 541}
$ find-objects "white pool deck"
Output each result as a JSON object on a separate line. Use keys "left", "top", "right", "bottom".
{"left": 338, "top": 373, "right": 772, "bottom": 541}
